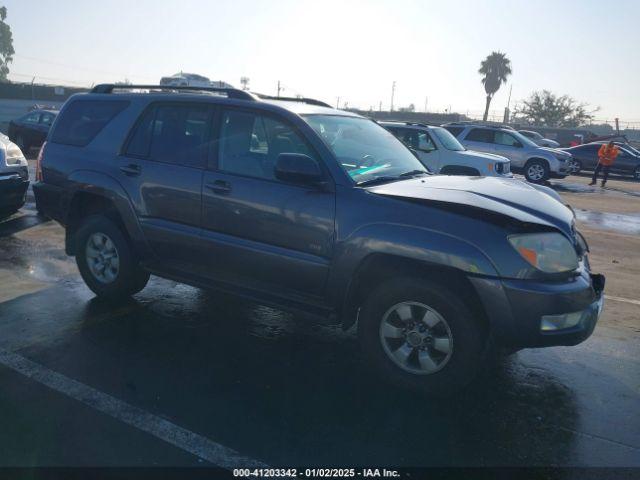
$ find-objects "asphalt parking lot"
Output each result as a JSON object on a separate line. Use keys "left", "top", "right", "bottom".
{"left": 0, "top": 160, "right": 638, "bottom": 469}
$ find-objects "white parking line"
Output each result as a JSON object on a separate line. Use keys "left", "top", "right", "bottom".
{"left": 0, "top": 349, "right": 266, "bottom": 468}
{"left": 604, "top": 295, "right": 640, "bottom": 306}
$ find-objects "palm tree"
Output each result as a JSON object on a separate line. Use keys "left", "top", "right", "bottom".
{"left": 478, "top": 52, "right": 512, "bottom": 121}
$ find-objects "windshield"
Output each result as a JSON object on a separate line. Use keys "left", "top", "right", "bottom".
{"left": 303, "top": 115, "right": 428, "bottom": 184}
{"left": 431, "top": 127, "right": 465, "bottom": 151}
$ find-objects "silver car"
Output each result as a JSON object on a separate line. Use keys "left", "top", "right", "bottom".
{"left": 443, "top": 124, "right": 572, "bottom": 183}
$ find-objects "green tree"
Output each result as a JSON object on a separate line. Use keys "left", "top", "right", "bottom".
{"left": 478, "top": 51, "right": 512, "bottom": 121}
{"left": 514, "top": 90, "right": 597, "bottom": 127}
{"left": 0, "top": 6, "right": 14, "bottom": 81}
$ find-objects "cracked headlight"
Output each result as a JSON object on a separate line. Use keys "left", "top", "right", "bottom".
{"left": 509, "top": 232, "right": 578, "bottom": 273}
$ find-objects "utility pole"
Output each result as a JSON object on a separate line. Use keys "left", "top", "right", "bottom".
{"left": 336, "top": 97, "right": 340, "bottom": 109}
{"left": 424, "top": 96, "right": 428, "bottom": 113}
{"left": 615, "top": 118, "right": 620, "bottom": 135}
{"left": 277, "top": 80, "right": 282, "bottom": 98}
{"left": 379, "top": 101, "right": 382, "bottom": 112}
{"left": 504, "top": 84, "right": 513, "bottom": 124}
{"left": 390, "top": 81, "right": 396, "bottom": 112}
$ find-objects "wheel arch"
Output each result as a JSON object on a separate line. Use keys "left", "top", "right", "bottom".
{"left": 341, "top": 253, "right": 490, "bottom": 335}
{"left": 64, "top": 170, "right": 149, "bottom": 258}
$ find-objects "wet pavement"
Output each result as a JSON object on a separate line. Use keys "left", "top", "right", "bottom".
{"left": 0, "top": 170, "right": 638, "bottom": 468}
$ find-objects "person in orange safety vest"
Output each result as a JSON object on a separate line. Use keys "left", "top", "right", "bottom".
{"left": 589, "top": 141, "right": 619, "bottom": 187}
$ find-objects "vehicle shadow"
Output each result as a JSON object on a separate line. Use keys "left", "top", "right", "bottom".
{"left": 12, "top": 281, "right": 587, "bottom": 467}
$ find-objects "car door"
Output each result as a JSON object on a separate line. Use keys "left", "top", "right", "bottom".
{"left": 117, "top": 101, "right": 213, "bottom": 272}
{"left": 493, "top": 130, "right": 527, "bottom": 168}
{"left": 614, "top": 148, "right": 638, "bottom": 174}
{"left": 461, "top": 128, "right": 495, "bottom": 155}
{"left": 19, "top": 112, "right": 41, "bottom": 147}
{"left": 200, "top": 107, "right": 336, "bottom": 300}
{"left": 572, "top": 145, "right": 599, "bottom": 171}
{"left": 390, "top": 128, "right": 440, "bottom": 172}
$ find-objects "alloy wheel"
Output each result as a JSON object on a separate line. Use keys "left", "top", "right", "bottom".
{"left": 86, "top": 232, "right": 120, "bottom": 283}
{"left": 379, "top": 301, "right": 453, "bottom": 375}
{"left": 527, "top": 164, "right": 545, "bottom": 181}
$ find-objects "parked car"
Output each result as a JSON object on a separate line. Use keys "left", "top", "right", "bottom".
{"left": 34, "top": 84, "right": 605, "bottom": 396}
{"left": 561, "top": 143, "right": 640, "bottom": 180}
{"left": 380, "top": 122, "right": 511, "bottom": 177}
{"left": 0, "top": 132, "right": 29, "bottom": 218}
{"left": 518, "top": 130, "right": 560, "bottom": 148}
{"left": 443, "top": 123, "right": 572, "bottom": 183}
{"left": 8, "top": 109, "right": 58, "bottom": 153}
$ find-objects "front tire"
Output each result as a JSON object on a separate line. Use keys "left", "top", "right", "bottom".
{"left": 572, "top": 160, "right": 582, "bottom": 175}
{"left": 524, "top": 159, "right": 549, "bottom": 183}
{"left": 358, "top": 277, "right": 485, "bottom": 397}
{"left": 75, "top": 215, "right": 150, "bottom": 299}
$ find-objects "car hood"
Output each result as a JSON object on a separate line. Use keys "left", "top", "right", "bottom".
{"left": 367, "top": 175, "right": 574, "bottom": 235}
{"left": 456, "top": 149, "right": 509, "bottom": 163}
{"left": 539, "top": 146, "right": 572, "bottom": 158}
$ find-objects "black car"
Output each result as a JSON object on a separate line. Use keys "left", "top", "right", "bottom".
{"left": 562, "top": 142, "right": 640, "bottom": 180}
{"left": 33, "top": 84, "right": 605, "bottom": 396}
{"left": 8, "top": 109, "right": 58, "bottom": 153}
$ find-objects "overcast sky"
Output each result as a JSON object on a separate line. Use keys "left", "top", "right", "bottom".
{"left": 3, "top": 0, "right": 638, "bottom": 123}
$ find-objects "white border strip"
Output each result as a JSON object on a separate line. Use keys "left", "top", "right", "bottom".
{"left": 0, "top": 349, "right": 266, "bottom": 468}
{"left": 604, "top": 295, "right": 640, "bottom": 306}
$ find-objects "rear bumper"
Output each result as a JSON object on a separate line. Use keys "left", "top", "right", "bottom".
{"left": 0, "top": 171, "right": 29, "bottom": 212}
{"left": 32, "top": 181, "right": 66, "bottom": 223}
{"left": 471, "top": 270, "right": 605, "bottom": 348}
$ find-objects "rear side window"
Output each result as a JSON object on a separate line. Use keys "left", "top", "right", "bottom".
{"left": 443, "top": 126, "right": 464, "bottom": 137}
{"left": 125, "top": 103, "right": 212, "bottom": 168}
{"left": 51, "top": 100, "right": 128, "bottom": 147}
{"left": 465, "top": 128, "right": 494, "bottom": 143}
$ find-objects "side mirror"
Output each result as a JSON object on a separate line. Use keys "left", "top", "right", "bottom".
{"left": 274, "top": 153, "right": 323, "bottom": 185}
{"left": 514, "top": 141, "right": 523, "bottom": 148}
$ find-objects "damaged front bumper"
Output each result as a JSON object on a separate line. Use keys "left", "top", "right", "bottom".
{"left": 470, "top": 270, "right": 606, "bottom": 349}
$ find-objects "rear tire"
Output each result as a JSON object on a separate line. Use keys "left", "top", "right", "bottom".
{"left": 524, "top": 159, "right": 549, "bottom": 183}
{"left": 75, "top": 215, "right": 150, "bottom": 299}
{"left": 358, "top": 277, "right": 485, "bottom": 397}
{"left": 634, "top": 166, "right": 640, "bottom": 182}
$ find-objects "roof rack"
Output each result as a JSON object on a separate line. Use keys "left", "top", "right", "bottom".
{"left": 90, "top": 84, "right": 257, "bottom": 101}
{"left": 443, "top": 120, "right": 515, "bottom": 130}
{"left": 255, "top": 94, "right": 332, "bottom": 109}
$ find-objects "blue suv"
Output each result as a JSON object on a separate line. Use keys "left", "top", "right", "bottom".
{"left": 34, "top": 85, "right": 605, "bottom": 396}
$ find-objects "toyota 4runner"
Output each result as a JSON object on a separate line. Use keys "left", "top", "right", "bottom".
{"left": 34, "top": 85, "right": 605, "bottom": 396}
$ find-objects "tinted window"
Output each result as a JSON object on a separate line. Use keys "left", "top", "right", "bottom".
{"left": 443, "top": 126, "right": 464, "bottom": 137}
{"left": 40, "top": 113, "right": 56, "bottom": 126}
{"left": 391, "top": 128, "right": 435, "bottom": 151}
{"left": 218, "top": 110, "right": 316, "bottom": 180}
{"left": 465, "top": 128, "right": 494, "bottom": 143}
{"left": 494, "top": 131, "right": 521, "bottom": 147}
{"left": 51, "top": 100, "right": 128, "bottom": 147}
{"left": 23, "top": 112, "right": 40, "bottom": 124}
{"left": 126, "top": 104, "right": 211, "bottom": 168}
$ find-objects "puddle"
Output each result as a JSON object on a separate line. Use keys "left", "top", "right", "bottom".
{"left": 575, "top": 209, "right": 640, "bottom": 235}
{"left": 552, "top": 181, "right": 640, "bottom": 198}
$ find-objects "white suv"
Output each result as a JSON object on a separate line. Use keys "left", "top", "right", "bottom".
{"left": 443, "top": 123, "right": 572, "bottom": 183}
{"left": 380, "top": 122, "right": 511, "bottom": 177}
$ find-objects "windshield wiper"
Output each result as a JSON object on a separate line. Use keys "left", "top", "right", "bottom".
{"left": 399, "top": 170, "right": 429, "bottom": 177}
{"left": 356, "top": 176, "right": 402, "bottom": 187}
{"left": 357, "top": 170, "right": 429, "bottom": 187}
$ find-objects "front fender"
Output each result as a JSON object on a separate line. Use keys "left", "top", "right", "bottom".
{"left": 326, "top": 222, "right": 499, "bottom": 312}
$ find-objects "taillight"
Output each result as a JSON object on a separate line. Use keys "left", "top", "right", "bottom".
{"left": 36, "top": 141, "right": 46, "bottom": 181}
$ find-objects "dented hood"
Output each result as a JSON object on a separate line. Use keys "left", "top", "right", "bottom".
{"left": 367, "top": 175, "right": 575, "bottom": 235}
